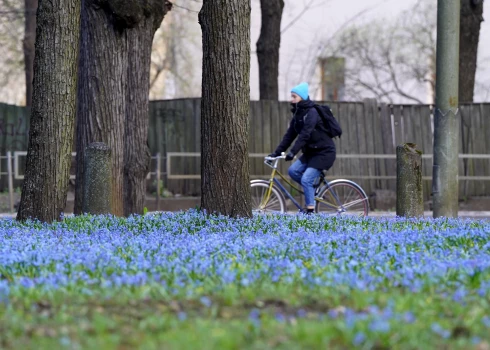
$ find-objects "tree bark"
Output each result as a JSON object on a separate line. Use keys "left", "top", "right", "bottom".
{"left": 75, "top": 0, "right": 127, "bottom": 216}
{"left": 75, "top": 0, "right": 171, "bottom": 216}
{"left": 257, "top": 0, "right": 284, "bottom": 101}
{"left": 396, "top": 143, "right": 423, "bottom": 218}
{"left": 23, "top": 0, "right": 38, "bottom": 107}
{"left": 199, "top": 0, "right": 252, "bottom": 218}
{"left": 17, "top": 0, "right": 81, "bottom": 222}
{"left": 459, "top": 0, "right": 484, "bottom": 103}
{"left": 124, "top": 6, "right": 169, "bottom": 216}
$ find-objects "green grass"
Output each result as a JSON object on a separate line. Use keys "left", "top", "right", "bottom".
{"left": 1, "top": 212, "right": 490, "bottom": 349}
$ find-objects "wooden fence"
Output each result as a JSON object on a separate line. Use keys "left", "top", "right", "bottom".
{"left": 148, "top": 99, "right": 490, "bottom": 200}
{"left": 1, "top": 100, "right": 489, "bottom": 201}
{"left": 0, "top": 103, "right": 30, "bottom": 190}
{"left": 0, "top": 103, "right": 30, "bottom": 152}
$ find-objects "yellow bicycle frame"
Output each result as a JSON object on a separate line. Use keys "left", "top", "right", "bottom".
{"left": 260, "top": 166, "right": 341, "bottom": 211}
{"left": 257, "top": 155, "right": 369, "bottom": 215}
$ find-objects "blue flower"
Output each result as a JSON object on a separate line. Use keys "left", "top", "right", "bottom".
{"left": 431, "top": 323, "right": 450, "bottom": 339}
{"left": 369, "top": 319, "right": 391, "bottom": 333}
{"left": 200, "top": 296, "right": 212, "bottom": 308}
{"left": 353, "top": 332, "right": 366, "bottom": 346}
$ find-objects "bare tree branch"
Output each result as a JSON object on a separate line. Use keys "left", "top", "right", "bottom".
{"left": 281, "top": 0, "right": 314, "bottom": 34}
{"left": 316, "top": 0, "right": 438, "bottom": 103}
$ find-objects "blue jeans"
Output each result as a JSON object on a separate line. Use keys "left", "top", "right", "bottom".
{"left": 288, "top": 160, "right": 321, "bottom": 207}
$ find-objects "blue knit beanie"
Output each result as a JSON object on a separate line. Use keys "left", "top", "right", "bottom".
{"left": 291, "top": 82, "right": 309, "bottom": 100}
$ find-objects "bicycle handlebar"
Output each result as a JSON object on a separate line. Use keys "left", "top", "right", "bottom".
{"left": 264, "top": 152, "right": 286, "bottom": 161}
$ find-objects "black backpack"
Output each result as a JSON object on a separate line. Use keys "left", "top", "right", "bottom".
{"left": 313, "top": 104, "right": 342, "bottom": 138}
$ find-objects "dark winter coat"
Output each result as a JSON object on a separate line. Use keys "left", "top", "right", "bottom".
{"left": 274, "top": 99, "right": 336, "bottom": 170}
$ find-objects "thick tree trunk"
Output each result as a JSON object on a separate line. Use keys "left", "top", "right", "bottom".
{"left": 459, "top": 0, "right": 484, "bottom": 103}
{"left": 17, "top": 0, "right": 81, "bottom": 222}
{"left": 257, "top": 0, "right": 284, "bottom": 101}
{"left": 75, "top": 0, "right": 170, "bottom": 216}
{"left": 75, "top": 0, "right": 127, "bottom": 216}
{"left": 199, "top": 0, "right": 252, "bottom": 218}
{"left": 124, "top": 7, "right": 169, "bottom": 216}
{"left": 23, "top": 0, "right": 38, "bottom": 107}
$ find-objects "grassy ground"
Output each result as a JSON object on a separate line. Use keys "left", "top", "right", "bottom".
{"left": 1, "top": 211, "right": 490, "bottom": 349}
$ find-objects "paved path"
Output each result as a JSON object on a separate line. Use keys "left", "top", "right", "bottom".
{"left": 2, "top": 211, "right": 490, "bottom": 220}
{"left": 366, "top": 211, "right": 490, "bottom": 220}
{"left": 283, "top": 210, "right": 490, "bottom": 220}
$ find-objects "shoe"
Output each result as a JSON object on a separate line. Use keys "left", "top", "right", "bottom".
{"left": 299, "top": 208, "right": 315, "bottom": 215}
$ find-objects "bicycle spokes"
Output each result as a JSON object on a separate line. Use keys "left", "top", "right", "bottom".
{"left": 251, "top": 181, "right": 286, "bottom": 213}
{"left": 315, "top": 181, "right": 369, "bottom": 216}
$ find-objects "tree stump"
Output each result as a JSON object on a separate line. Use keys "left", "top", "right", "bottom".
{"left": 82, "top": 142, "right": 112, "bottom": 215}
{"left": 396, "top": 143, "right": 423, "bottom": 217}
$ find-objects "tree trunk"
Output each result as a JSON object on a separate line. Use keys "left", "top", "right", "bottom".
{"left": 75, "top": 0, "right": 171, "bottom": 216}
{"left": 124, "top": 7, "right": 169, "bottom": 216}
{"left": 199, "top": 0, "right": 252, "bottom": 218}
{"left": 23, "top": 0, "right": 38, "bottom": 107}
{"left": 75, "top": 0, "right": 127, "bottom": 216}
{"left": 257, "top": 0, "right": 284, "bottom": 100}
{"left": 459, "top": 0, "right": 484, "bottom": 103}
{"left": 17, "top": 0, "right": 81, "bottom": 222}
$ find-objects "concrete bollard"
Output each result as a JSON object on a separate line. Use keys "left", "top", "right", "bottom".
{"left": 82, "top": 142, "right": 112, "bottom": 215}
{"left": 396, "top": 143, "right": 423, "bottom": 217}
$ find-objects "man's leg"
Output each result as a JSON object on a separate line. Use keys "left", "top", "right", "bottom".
{"left": 301, "top": 167, "right": 322, "bottom": 212}
{"left": 288, "top": 160, "right": 307, "bottom": 184}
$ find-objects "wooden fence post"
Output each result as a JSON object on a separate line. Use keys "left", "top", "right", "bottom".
{"left": 396, "top": 143, "right": 423, "bottom": 217}
{"left": 82, "top": 142, "right": 112, "bottom": 215}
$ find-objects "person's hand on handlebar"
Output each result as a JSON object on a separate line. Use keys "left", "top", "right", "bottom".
{"left": 265, "top": 152, "right": 287, "bottom": 160}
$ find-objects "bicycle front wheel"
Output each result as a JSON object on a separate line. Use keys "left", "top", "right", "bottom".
{"left": 315, "top": 180, "right": 369, "bottom": 216}
{"left": 250, "top": 180, "right": 286, "bottom": 214}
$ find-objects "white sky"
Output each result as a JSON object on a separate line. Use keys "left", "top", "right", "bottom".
{"left": 1, "top": 0, "right": 489, "bottom": 104}
{"left": 248, "top": 0, "right": 490, "bottom": 101}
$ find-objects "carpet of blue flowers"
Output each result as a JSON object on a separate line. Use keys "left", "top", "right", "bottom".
{"left": 1, "top": 210, "right": 490, "bottom": 349}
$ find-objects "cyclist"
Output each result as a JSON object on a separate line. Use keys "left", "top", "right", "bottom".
{"left": 268, "top": 82, "right": 336, "bottom": 214}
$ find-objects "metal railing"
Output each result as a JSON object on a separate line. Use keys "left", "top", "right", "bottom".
{"left": 0, "top": 152, "right": 15, "bottom": 213}
{"left": 1, "top": 152, "right": 166, "bottom": 214}
{"left": 3, "top": 151, "right": 489, "bottom": 214}
{"left": 12, "top": 151, "right": 78, "bottom": 180}
{"left": 166, "top": 152, "right": 490, "bottom": 181}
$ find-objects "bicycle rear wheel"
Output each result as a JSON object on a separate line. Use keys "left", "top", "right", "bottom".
{"left": 250, "top": 180, "right": 286, "bottom": 214}
{"left": 315, "top": 180, "right": 369, "bottom": 216}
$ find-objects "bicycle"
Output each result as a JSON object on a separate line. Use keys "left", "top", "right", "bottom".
{"left": 250, "top": 153, "right": 370, "bottom": 216}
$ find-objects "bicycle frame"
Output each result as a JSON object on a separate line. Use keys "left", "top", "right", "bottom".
{"left": 253, "top": 157, "right": 298, "bottom": 210}
{"left": 258, "top": 156, "right": 344, "bottom": 211}
{"left": 272, "top": 171, "right": 304, "bottom": 210}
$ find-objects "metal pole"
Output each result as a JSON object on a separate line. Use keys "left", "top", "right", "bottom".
{"left": 433, "top": 0, "right": 460, "bottom": 218}
{"left": 7, "top": 152, "right": 14, "bottom": 214}
{"left": 156, "top": 153, "right": 161, "bottom": 211}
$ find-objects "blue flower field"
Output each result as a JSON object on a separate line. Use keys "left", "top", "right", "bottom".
{"left": 1, "top": 210, "right": 490, "bottom": 349}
